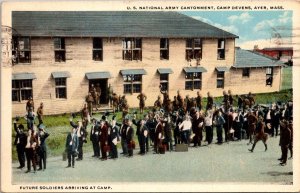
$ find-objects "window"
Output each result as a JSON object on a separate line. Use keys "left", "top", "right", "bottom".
{"left": 186, "top": 38, "right": 202, "bottom": 61}
{"left": 93, "top": 38, "right": 103, "bottom": 61}
{"left": 242, "top": 68, "right": 250, "bottom": 77}
{"left": 217, "top": 72, "right": 225, "bottom": 88}
{"left": 12, "top": 80, "right": 33, "bottom": 102}
{"left": 160, "top": 38, "right": 169, "bottom": 60}
{"left": 12, "top": 37, "right": 31, "bottom": 64}
{"left": 185, "top": 72, "right": 202, "bottom": 90}
{"left": 122, "top": 38, "right": 142, "bottom": 61}
{"left": 123, "top": 74, "right": 142, "bottom": 94}
{"left": 217, "top": 39, "right": 225, "bottom": 60}
{"left": 55, "top": 78, "right": 67, "bottom": 98}
{"left": 160, "top": 74, "right": 169, "bottom": 91}
{"left": 54, "top": 38, "right": 66, "bottom": 62}
{"left": 266, "top": 67, "right": 273, "bottom": 86}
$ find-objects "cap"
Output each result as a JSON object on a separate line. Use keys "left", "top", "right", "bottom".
{"left": 38, "top": 124, "right": 45, "bottom": 129}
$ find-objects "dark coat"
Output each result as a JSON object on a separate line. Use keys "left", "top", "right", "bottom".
{"left": 65, "top": 133, "right": 79, "bottom": 153}
{"left": 14, "top": 123, "right": 27, "bottom": 147}
{"left": 38, "top": 132, "right": 49, "bottom": 152}
{"left": 280, "top": 127, "right": 291, "bottom": 146}
{"left": 90, "top": 124, "right": 100, "bottom": 142}
{"left": 99, "top": 125, "right": 108, "bottom": 143}
{"left": 192, "top": 115, "right": 204, "bottom": 135}
{"left": 126, "top": 126, "right": 134, "bottom": 143}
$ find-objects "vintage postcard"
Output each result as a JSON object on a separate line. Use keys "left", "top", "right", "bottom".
{"left": 1, "top": 0, "right": 299, "bottom": 192}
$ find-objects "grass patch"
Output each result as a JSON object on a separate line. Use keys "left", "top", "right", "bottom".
{"left": 281, "top": 66, "right": 292, "bottom": 91}
{"left": 12, "top": 90, "right": 292, "bottom": 161}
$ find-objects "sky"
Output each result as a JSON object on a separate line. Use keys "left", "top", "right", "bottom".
{"left": 182, "top": 11, "right": 293, "bottom": 50}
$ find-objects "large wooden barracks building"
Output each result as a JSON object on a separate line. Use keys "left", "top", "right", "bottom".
{"left": 11, "top": 11, "right": 283, "bottom": 115}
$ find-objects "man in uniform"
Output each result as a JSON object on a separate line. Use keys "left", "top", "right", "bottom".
{"left": 81, "top": 103, "right": 89, "bottom": 127}
{"left": 36, "top": 102, "right": 44, "bottom": 125}
{"left": 26, "top": 96, "right": 34, "bottom": 113}
{"left": 154, "top": 96, "right": 162, "bottom": 111}
{"left": 95, "top": 83, "right": 101, "bottom": 106}
{"left": 107, "top": 84, "right": 113, "bottom": 107}
{"left": 206, "top": 92, "right": 214, "bottom": 111}
{"left": 196, "top": 91, "right": 202, "bottom": 111}
{"left": 86, "top": 92, "right": 94, "bottom": 116}
{"left": 137, "top": 92, "right": 147, "bottom": 114}
{"left": 176, "top": 90, "right": 184, "bottom": 110}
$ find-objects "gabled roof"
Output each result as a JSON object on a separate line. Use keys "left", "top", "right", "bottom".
{"left": 233, "top": 48, "right": 284, "bottom": 68}
{"left": 12, "top": 11, "right": 238, "bottom": 38}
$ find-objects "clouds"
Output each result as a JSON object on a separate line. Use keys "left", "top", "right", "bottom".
{"left": 228, "top": 12, "right": 253, "bottom": 24}
{"left": 253, "top": 11, "right": 292, "bottom": 33}
{"left": 192, "top": 16, "right": 239, "bottom": 35}
{"left": 237, "top": 37, "right": 292, "bottom": 50}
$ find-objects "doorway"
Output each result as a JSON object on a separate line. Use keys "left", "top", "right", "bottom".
{"left": 89, "top": 79, "right": 108, "bottom": 104}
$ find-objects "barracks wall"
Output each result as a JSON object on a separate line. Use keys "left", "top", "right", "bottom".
{"left": 12, "top": 37, "right": 280, "bottom": 116}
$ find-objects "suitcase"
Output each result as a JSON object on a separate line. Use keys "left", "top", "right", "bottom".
{"left": 159, "top": 144, "right": 166, "bottom": 154}
{"left": 175, "top": 144, "right": 188, "bottom": 152}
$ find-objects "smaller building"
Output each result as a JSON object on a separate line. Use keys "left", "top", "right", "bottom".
{"left": 255, "top": 47, "right": 293, "bottom": 66}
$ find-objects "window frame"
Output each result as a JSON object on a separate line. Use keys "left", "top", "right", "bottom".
{"left": 54, "top": 37, "right": 66, "bottom": 62}
{"left": 217, "top": 39, "right": 226, "bottom": 60}
{"left": 185, "top": 72, "right": 202, "bottom": 90}
{"left": 12, "top": 36, "right": 31, "bottom": 64}
{"left": 216, "top": 71, "right": 225, "bottom": 88}
{"left": 12, "top": 79, "right": 33, "bottom": 102}
{"left": 185, "top": 38, "right": 202, "bottom": 61}
{"left": 242, "top": 68, "right": 250, "bottom": 77}
{"left": 123, "top": 74, "right": 143, "bottom": 94}
{"left": 92, "top": 37, "right": 103, "bottom": 61}
{"left": 266, "top": 67, "right": 273, "bottom": 86}
{"left": 160, "top": 38, "right": 169, "bottom": 60}
{"left": 160, "top": 74, "right": 169, "bottom": 92}
{"left": 55, "top": 77, "right": 67, "bottom": 99}
{"left": 122, "top": 38, "right": 142, "bottom": 61}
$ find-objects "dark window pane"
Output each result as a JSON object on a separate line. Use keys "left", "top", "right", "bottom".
{"left": 217, "top": 72, "right": 224, "bottom": 78}
{"left": 123, "top": 50, "right": 132, "bottom": 60}
{"left": 55, "top": 51, "right": 66, "bottom": 62}
{"left": 12, "top": 80, "right": 19, "bottom": 89}
{"left": 193, "top": 72, "right": 202, "bottom": 79}
{"left": 218, "top": 39, "right": 225, "bottom": 49}
{"left": 160, "top": 74, "right": 168, "bottom": 81}
{"left": 134, "top": 38, "right": 142, "bottom": 49}
{"left": 21, "top": 89, "right": 32, "bottom": 101}
{"left": 133, "top": 74, "right": 142, "bottom": 81}
{"left": 160, "top": 38, "right": 168, "bottom": 49}
{"left": 55, "top": 78, "right": 66, "bottom": 86}
{"left": 194, "top": 81, "right": 201, "bottom": 89}
{"left": 160, "top": 50, "right": 169, "bottom": 60}
{"left": 93, "top": 38, "right": 102, "bottom": 49}
{"left": 218, "top": 50, "right": 225, "bottom": 60}
{"left": 133, "top": 50, "right": 142, "bottom": 61}
{"left": 194, "top": 39, "right": 201, "bottom": 48}
{"left": 185, "top": 81, "right": 193, "bottom": 90}
{"left": 93, "top": 50, "right": 103, "bottom": 61}
{"left": 56, "top": 88, "right": 66, "bottom": 98}
{"left": 217, "top": 80, "right": 224, "bottom": 88}
{"left": 186, "top": 39, "right": 193, "bottom": 48}
{"left": 132, "top": 84, "right": 141, "bottom": 93}
{"left": 185, "top": 73, "right": 193, "bottom": 79}
{"left": 22, "top": 80, "right": 32, "bottom": 88}
{"left": 194, "top": 50, "right": 202, "bottom": 60}
{"left": 54, "top": 38, "right": 65, "bottom": 50}
{"left": 124, "top": 84, "right": 132, "bottom": 94}
{"left": 18, "top": 37, "right": 30, "bottom": 50}
{"left": 242, "top": 68, "right": 250, "bottom": 77}
{"left": 12, "top": 90, "right": 20, "bottom": 101}
{"left": 160, "top": 82, "right": 168, "bottom": 91}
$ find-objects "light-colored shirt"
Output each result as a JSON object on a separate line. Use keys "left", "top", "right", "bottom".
{"left": 179, "top": 120, "right": 192, "bottom": 131}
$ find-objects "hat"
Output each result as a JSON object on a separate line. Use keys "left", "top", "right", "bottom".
{"left": 112, "top": 115, "right": 116, "bottom": 120}
{"left": 38, "top": 124, "right": 45, "bottom": 129}
{"left": 101, "top": 115, "right": 106, "bottom": 121}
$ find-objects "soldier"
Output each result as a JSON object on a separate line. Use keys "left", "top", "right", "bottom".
{"left": 154, "top": 116, "right": 164, "bottom": 154}
{"left": 206, "top": 92, "right": 214, "bottom": 111}
{"left": 25, "top": 107, "right": 35, "bottom": 130}
{"left": 120, "top": 95, "right": 129, "bottom": 119}
{"left": 247, "top": 92, "right": 255, "bottom": 108}
{"left": 176, "top": 90, "right": 184, "bottom": 110}
{"left": 278, "top": 120, "right": 292, "bottom": 166}
{"left": 95, "top": 83, "right": 101, "bottom": 106}
{"left": 112, "top": 93, "right": 119, "bottom": 113}
{"left": 37, "top": 124, "right": 49, "bottom": 171}
{"left": 26, "top": 96, "right": 34, "bottom": 113}
{"left": 36, "top": 102, "right": 44, "bottom": 125}
{"left": 248, "top": 116, "right": 268, "bottom": 152}
{"left": 107, "top": 84, "right": 113, "bottom": 107}
{"left": 90, "top": 119, "right": 100, "bottom": 158}
{"left": 154, "top": 96, "right": 162, "bottom": 111}
{"left": 137, "top": 92, "right": 147, "bottom": 114}
{"left": 81, "top": 103, "right": 90, "bottom": 127}
{"left": 237, "top": 95, "right": 243, "bottom": 109}
{"left": 223, "top": 90, "right": 229, "bottom": 112}
{"left": 172, "top": 96, "right": 179, "bottom": 111}
{"left": 228, "top": 90, "right": 234, "bottom": 107}
{"left": 86, "top": 92, "right": 94, "bottom": 116}
{"left": 14, "top": 118, "right": 27, "bottom": 169}
{"left": 247, "top": 110, "right": 258, "bottom": 145}
{"left": 196, "top": 91, "right": 202, "bottom": 111}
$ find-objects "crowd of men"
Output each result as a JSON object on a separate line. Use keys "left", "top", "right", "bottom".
{"left": 13, "top": 89, "right": 293, "bottom": 172}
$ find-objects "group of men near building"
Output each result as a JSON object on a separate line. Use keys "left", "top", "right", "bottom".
{"left": 13, "top": 89, "right": 293, "bottom": 171}
{"left": 14, "top": 98, "right": 49, "bottom": 173}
